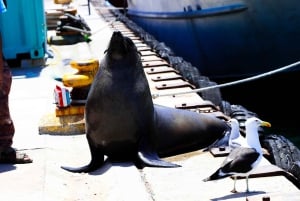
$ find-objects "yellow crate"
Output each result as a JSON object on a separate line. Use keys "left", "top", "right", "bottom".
{"left": 55, "top": 105, "right": 85, "bottom": 116}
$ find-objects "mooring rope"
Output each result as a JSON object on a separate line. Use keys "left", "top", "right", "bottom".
{"left": 62, "top": 19, "right": 118, "bottom": 36}
{"left": 152, "top": 61, "right": 300, "bottom": 99}
{"left": 85, "top": 4, "right": 300, "bottom": 100}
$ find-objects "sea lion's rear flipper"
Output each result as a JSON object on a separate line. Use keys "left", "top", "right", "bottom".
{"left": 137, "top": 136, "right": 180, "bottom": 168}
{"left": 137, "top": 150, "right": 180, "bottom": 168}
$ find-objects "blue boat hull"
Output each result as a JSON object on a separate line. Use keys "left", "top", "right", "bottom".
{"left": 126, "top": 0, "right": 300, "bottom": 79}
{"left": 105, "top": 0, "right": 300, "bottom": 140}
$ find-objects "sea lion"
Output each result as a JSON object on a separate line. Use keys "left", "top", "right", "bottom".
{"left": 61, "top": 31, "right": 229, "bottom": 173}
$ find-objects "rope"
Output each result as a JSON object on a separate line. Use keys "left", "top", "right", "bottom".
{"left": 152, "top": 61, "right": 300, "bottom": 99}
{"left": 62, "top": 18, "right": 117, "bottom": 37}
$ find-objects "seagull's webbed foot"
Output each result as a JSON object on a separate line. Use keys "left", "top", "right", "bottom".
{"left": 231, "top": 188, "right": 238, "bottom": 193}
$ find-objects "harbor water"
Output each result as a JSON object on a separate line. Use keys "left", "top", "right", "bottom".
{"left": 219, "top": 70, "right": 300, "bottom": 148}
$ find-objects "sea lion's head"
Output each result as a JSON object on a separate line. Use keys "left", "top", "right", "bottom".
{"left": 105, "top": 31, "right": 139, "bottom": 61}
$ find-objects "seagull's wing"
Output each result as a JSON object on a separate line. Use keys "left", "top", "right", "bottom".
{"left": 203, "top": 147, "right": 259, "bottom": 181}
{"left": 221, "top": 147, "right": 260, "bottom": 174}
{"left": 203, "top": 127, "right": 231, "bottom": 151}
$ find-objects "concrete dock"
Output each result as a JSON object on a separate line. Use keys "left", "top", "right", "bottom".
{"left": 0, "top": 0, "right": 299, "bottom": 200}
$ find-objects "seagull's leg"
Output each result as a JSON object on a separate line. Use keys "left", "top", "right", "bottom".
{"left": 245, "top": 176, "right": 250, "bottom": 193}
{"left": 231, "top": 176, "right": 238, "bottom": 193}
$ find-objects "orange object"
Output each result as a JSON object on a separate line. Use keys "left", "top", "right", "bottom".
{"left": 62, "top": 59, "right": 99, "bottom": 87}
{"left": 55, "top": 105, "right": 85, "bottom": 116}
{"left": 54, "top": 0, "right": 72, "bottom": 4}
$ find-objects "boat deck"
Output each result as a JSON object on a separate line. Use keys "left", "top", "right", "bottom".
{"left": 0, "top": 1, "right": 298, "bottom": 200}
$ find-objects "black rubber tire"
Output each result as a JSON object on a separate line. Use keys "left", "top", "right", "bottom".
{"left": 197, "top": 79, "right": 222, "bottom": 107}
{"left": 229, "top": 104, "right": 259, "bottom": 132}
{"left": 262, "top": 134, "right": 300, "bottom": 187}
{"left": 220, "top": 100, "right": 232, "bottom": 116}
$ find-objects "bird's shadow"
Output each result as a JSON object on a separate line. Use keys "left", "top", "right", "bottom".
{"left": 211, "top": 190, "right": 266, "bottom": 201}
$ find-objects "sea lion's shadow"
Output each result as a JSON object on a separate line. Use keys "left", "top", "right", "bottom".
{"left": 211, "top": 190, "right": 266, "bottom": 200}
{"left": 89, "top": 159, "right": 135, "bottom": 175}
{"left": 0, "top": 164, "right": 17, "bottom": 173}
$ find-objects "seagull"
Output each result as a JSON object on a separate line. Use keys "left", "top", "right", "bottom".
{"left": 204, "top": 118, "right": 244, "bottom": 152}
{"left": 203, "top": 117, "right": 271, "bottom": 193}
{"left": 228, "top": 118, "right": 247, "bottom": 150}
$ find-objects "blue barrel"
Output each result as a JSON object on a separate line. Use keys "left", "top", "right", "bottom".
{"left": 0, "top": 0, "right": 46, "bottom": 60}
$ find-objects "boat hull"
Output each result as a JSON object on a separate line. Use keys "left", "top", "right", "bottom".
{"left": 125, "top": 0, "right": 300, "bottom": 79}
{"left": 105, "top": 0, "right": 300, "bottom": 140}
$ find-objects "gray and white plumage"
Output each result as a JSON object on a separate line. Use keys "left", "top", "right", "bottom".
{"left": 205, "top": 118, "right": 244, "bottom": 151}
{"left": 228, "top": 118, "right": 246, "bottom": 150}
{"left": 203, "top": 117, "right": 271, "bottom": 193}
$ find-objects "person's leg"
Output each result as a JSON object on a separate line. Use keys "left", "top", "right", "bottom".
{"left": 0, "top": 58, "right": 14, "bottom": 149}
{"left": 0, "top": 53, "right": 32, "bottom": 164}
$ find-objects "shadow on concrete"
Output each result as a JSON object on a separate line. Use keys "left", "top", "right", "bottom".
{"left": 11, "top": 66, "right": 45, "bottom": 79}
{"left": 211, "top": 190, "right": 266, "bottom": 201}
{"left": 0, "top": 164, "right": 17, "bottom": 173}
{"left": 89, "top": 160, "right": 135, "bottom": 175}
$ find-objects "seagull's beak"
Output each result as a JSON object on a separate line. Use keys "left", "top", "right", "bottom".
{"left": 261, "top": 121, "right": 271, "bottom": 128}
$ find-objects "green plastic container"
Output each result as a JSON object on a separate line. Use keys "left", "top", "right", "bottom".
{"left": 0, "top": 0, "right": 46, "bottom": 60}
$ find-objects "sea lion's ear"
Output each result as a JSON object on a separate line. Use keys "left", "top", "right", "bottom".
{"left": 104, "top": 49, "right": 108, "bottom": 54}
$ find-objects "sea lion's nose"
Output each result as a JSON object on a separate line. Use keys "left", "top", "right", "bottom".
{"left": 113, "top": 31, "right": 122, "bottom": 37}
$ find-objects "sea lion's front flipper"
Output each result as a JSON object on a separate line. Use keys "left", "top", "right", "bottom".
{"left": 137, "top": 135, "right": 180, "bottom": 168}
{"left": 61, "top": 154, "right": 105, "bottom": 173}
{"left": 61, "top": 140, "right": 105, "bottom": 173}
{"left": 61, "top": 163, "right": 100, "bottom": 173}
